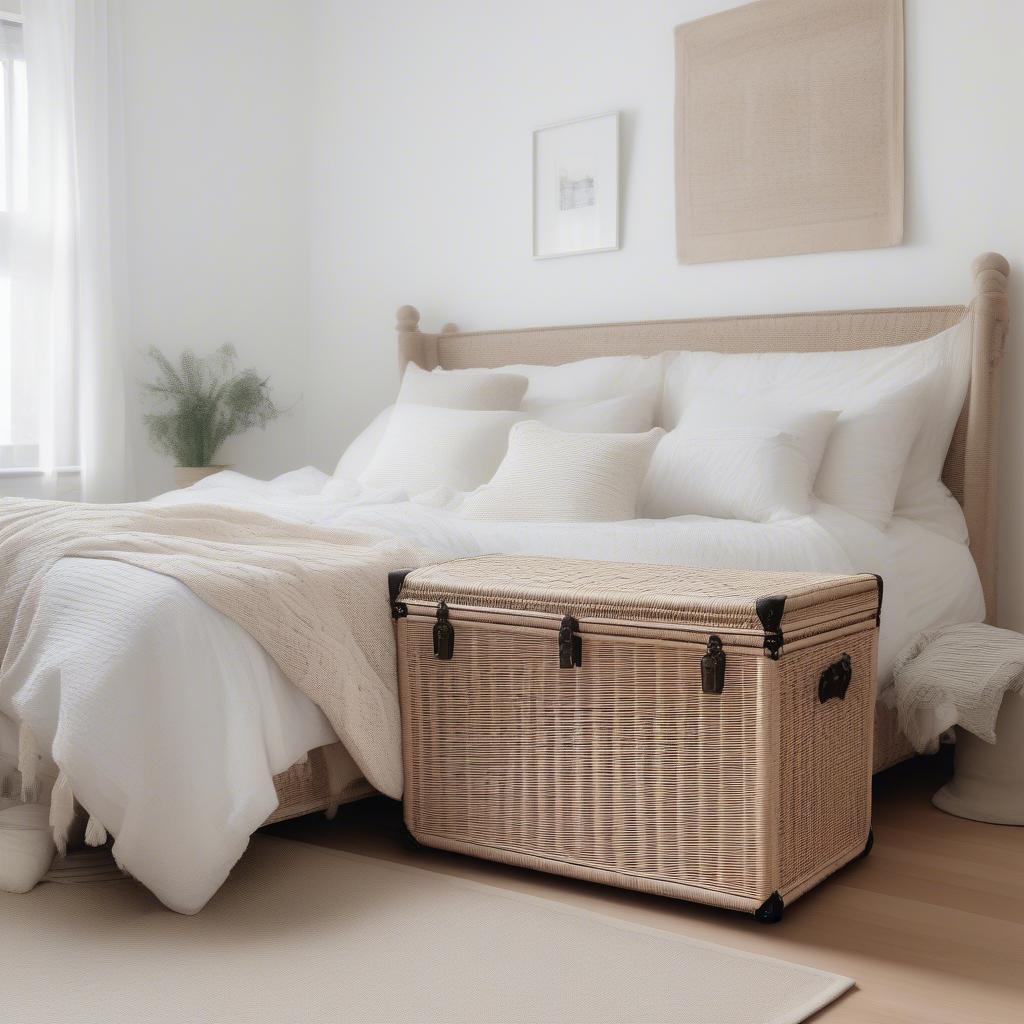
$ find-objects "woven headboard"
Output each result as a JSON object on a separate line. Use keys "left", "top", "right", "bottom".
{"left": 395, "top": 253, "right": 1009, "bottom": 620}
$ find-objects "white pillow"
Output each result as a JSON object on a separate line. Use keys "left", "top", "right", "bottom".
{"left": 359, "top": 405, "right": 523, "bottom": 495}
{"left": 641, "top": 430, "right": 813, "bottom": 523}
{"left": 333, "top": 365, "right": 530, "bottom": 480}
{"left": 332, "top": 406, "right": 393, "bottom": 480}
{"left": 399, "top": 363, "right": 528, "bottom": 410}
{"left": 891, "top": 322, "right": 972, "bottom": 536}
{"left": 527, "top": 391, "right": 657, "bottom": 433}
{"left": 814, "top": 376, "right": 930, "bottom": 528}
{"left": 493, "top": 353, "right": 665, "bottom": 405}
{"left": 661, "top": 319, "right": 972, "bottom": 531}
{"left": 641, "top": 398, "right": 838, "bottom": 522}
{"left": 460, "top": 421, "right": 663, "bottom": 522}
{"left": 678, "top": 396, "right": 837, "bottom": 479}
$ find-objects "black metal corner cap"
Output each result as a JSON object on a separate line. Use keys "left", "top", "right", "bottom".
{"left": 756, "top": 594, "right": 786, "bottom": 660}
{"left": 755, "top": 594, "right": 786, "bottom": 632}
{"left": 872, "top": 573, "right": 884, "bottom": 625}
{"left": 388, "top": 569, "right": 413, "bottom": 611}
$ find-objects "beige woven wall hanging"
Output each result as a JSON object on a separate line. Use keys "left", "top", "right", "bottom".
{"left": 675, "top": 0, "right": 904, "bottom": 264}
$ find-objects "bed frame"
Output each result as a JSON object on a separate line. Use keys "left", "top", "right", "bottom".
{"left": 268, "top": 251, "right": 1009, "bottom": 820}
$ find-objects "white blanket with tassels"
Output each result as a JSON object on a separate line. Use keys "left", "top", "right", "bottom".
{"left": 0, "top": 499, "right": 423, "bottom": 878}
{"left": 888, "top": 622, "right": 1024, "bottom": 753}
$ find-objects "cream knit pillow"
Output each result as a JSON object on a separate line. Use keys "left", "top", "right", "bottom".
{"left": 459, "top": 421, "right": 663, "bottom": 522}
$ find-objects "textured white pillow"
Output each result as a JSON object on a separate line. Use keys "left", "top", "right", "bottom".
{"left": 641, "top": 398, "right": 838, "bottom": 522}
{"left": 661, "top": 319, "right": 972, "bottom": 531}
{"left": 460, "top": 421, "right": 663, "bottom": 522}
{"left": 359, "top": 405, "right": 523, "bottom": 495}
{"left": 399, "top": 363, "right": 528, "bottom": 410}
{"left": 814, "top": 376, "right": 931, "bottom": 528}
{"left": 527, "top": 390, "right": 657, "bottom": 433}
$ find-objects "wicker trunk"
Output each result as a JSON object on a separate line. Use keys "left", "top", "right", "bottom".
{"left": 393, "top": 556, "right": 881, "bottom": 922}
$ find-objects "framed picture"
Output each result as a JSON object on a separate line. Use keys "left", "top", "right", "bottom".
{"left": 674, "top": 0, "right": 903, "bottom": 263}
{"left": 532, "top": 112, "right": 619, "bottom": 259}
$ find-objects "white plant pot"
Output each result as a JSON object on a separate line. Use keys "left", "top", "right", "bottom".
{"left": 174, "top": 465, "right": 229, "bottom": 489}
{"left": 933, "top": 690, "right": 1024, "bottom": 825}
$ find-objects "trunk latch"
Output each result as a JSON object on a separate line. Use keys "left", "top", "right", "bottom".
{"left": 755, "top": 595, "right": 786, "bottom": 661}
{"left": 701, "top": 635, "right": 726, "bottom": 694}
{"left": 558, "top": 614, "right": 582, "bottom": 669}
{"left": 432, "top": 600, "right": 454, "bottom": 660}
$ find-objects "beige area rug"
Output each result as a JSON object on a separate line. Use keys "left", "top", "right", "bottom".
{"left": 3, "top": 835, "right": 852, "bottom": 1024}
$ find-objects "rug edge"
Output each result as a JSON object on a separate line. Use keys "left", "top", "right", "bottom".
{"left": 255, "top": 834, "right": 855, "bottom": 1000}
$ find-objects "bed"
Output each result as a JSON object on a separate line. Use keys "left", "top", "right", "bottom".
{"left": 270, "top": 251, "right": 1009, "bottom": 822}
{"left": 0, "top": 253, "right": 1008, "bottom": 913}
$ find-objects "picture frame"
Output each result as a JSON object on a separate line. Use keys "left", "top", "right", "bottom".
{"left": 532, "top": 111, "right": 619, "bottom": 260}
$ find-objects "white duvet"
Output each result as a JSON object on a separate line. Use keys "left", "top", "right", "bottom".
{"left": 0, "top": 467, "right": 984, "bottom": 912}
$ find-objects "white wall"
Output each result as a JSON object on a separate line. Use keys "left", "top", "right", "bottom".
{"left": 121, "top": 0, "right": 313, "bottom": 499}
{"left": 114, "top": 1, "right": 1024, "bottom": 627}
{"left": 305, "top": 0, "right": 1024, "bottom": 628}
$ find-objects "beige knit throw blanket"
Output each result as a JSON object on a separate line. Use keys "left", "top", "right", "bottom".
{"left": 0, "top": 498, "right": 424, "bottom": 801}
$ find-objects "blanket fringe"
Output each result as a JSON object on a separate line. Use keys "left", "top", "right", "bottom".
{"left": 49, "top": 771, "right": 76, "bottom": 856}
{"left": 18, "top": 723, "right": 40, "bottom": 803}
{"left": 84, "top": 815, "right": 108, "bottom": 847}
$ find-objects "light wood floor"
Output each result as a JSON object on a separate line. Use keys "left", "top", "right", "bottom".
{"left": 267, "top": 754, "right": 1024, "bottom": 1024}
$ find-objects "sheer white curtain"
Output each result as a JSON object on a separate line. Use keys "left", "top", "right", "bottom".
{"left": 11, "top": 0, "right": 127, "bottom": 501}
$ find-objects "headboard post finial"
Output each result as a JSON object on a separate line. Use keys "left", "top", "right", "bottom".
{"left": 396, "top": 305, "right": 421, "bottom": 333}
{"left": 972, "top": 251, "right": 1010, "bottom": 284}
{"left": 971, "top": 252, "right": 1010, "bottom": 324}
{"left": 440, "top": 323, "right": 459, "bottom": 336}
{"left": 396, "top": 304, "right": 439, "bottom": 375}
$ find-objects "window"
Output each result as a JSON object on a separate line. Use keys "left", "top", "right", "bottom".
{"left": 0, "top": 18, "right": 28, "bottom": 471}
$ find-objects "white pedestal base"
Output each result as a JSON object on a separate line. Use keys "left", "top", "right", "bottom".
{"left": 933, "top": 691, "right": 1024, "bottom": 825}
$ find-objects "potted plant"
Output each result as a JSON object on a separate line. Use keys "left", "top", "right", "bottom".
{"left": 143, "top": 345, "right": 280, "bottom": 489}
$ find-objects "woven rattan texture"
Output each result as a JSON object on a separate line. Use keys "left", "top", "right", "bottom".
{"left": 266, "top": 747, "right": 332, "bottom": 825}
{"left": 401, "top": 619, "right": 772, "bottom": 902}
{"left": 265, "top": 745, "right": 374, "bottom": 825}
{"left": 427, "top": 307, "right": 967, "bottom": 369}
{"left": 872, "top": 702, "right": 914, "bottom": 772}
{"left": 402, "top": 557, "right": 877, "bottom": 633}
{"left": 267, "top": 702, "right": 907, "bottom": 826}
{"left": 776, "top": 631, "right": 875, "bottom": 894}
{"left": 399, "top": 597, "right": 877, "bottom": 911}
